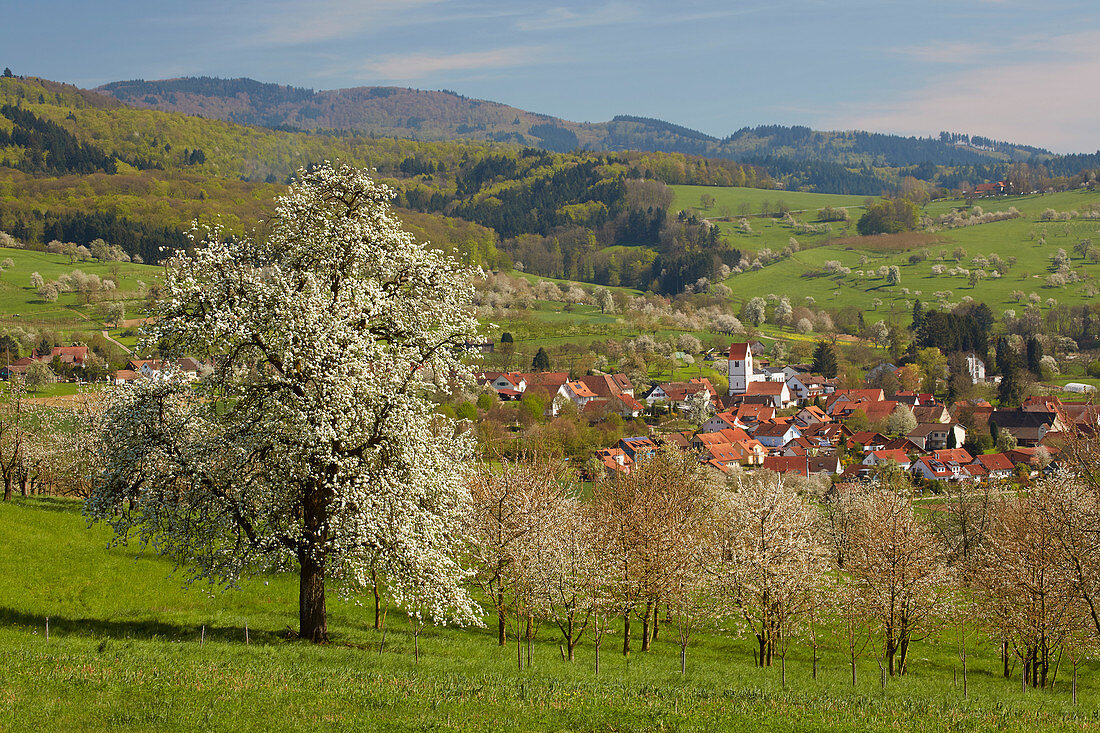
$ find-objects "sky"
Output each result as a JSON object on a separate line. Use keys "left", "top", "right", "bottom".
{"left": 2, "top": 0, "right": 1098, "bottom": 153}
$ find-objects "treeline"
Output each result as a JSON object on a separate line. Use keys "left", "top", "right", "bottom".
{"left": 457, "top": 441, "right": 1100, "bottom": 692}
{"left": 0, "top": 208, "right": 188, "bottom": 264}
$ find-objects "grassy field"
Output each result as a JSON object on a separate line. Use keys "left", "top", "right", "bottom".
{"left": 3, "top": 496, "right": 1100, "bottom": 732}
{"left": 677, "top": 188, "right": 1100, "bottom": 322}
{"left": 0, "top": 246, "right": 158, "bottom": 338}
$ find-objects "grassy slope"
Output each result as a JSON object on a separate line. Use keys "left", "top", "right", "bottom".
{"left": 3, "top": 497, "right": 1100, "bottom": 732}
{"left": 0, "top": 246, "right": 157, "bottom": 337}
{"left": 667, "top": 186, "right": 1100, "bottom": 321}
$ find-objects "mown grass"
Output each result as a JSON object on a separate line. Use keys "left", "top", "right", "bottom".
{"left": 3, "top": 496, "right": 1100, "bottom": 732}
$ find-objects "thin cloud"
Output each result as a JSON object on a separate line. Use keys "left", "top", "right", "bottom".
{"left": 515, "top": 3, "right": 634, "bottom": 31}
{"left": 829, "top": 30, "right": 1100, "bottom": 153}
{"left": 252, "top": 0, "right": 444, "bottom": 46}
{"left": 361, "top": 46, "right": 547, "bottom": 81}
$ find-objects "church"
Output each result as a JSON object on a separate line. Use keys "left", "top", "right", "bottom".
{"left": 727, "top": 342, "right": 766, "bottom": 396}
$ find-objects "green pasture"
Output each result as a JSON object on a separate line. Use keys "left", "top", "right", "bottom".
{"left": 671, "top": 185, "right": 868, "bottom": 217}
{"left": 0, "top": 247, "right": 158, "bottom": 335}
{"left": 3, "top": 496, "right": 1100, "bottom": 732}
{"left": 715, "top": 191, "right": 1100, "bottom": 321}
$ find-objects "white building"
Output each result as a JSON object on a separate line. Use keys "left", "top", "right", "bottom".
{"left": 727, "top": 342, "right": 765, "bottom": 396}
{"left": 965, "top": 353, "right": 986, "bottom": 384}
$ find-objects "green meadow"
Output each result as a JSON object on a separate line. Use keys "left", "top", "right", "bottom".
{"left": 0, "top": 246, "right": 156, "bottom": 338}
{"left": 3, "top": 496, "right": 1100, "bottom": 732}
{"left": 665, "top": 186, "right": 1100, "bottom": 322}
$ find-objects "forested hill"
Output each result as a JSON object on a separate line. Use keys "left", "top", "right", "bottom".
{"left": 97, "top": 77, "right": 1062, "bottom": 167}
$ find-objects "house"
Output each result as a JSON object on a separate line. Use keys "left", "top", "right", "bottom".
{"left": 700, "top": 410, "right": 743, "bottom": 433}
{"left": 692, "top": 427, "right": 752, "bottom": 450}
{"left": 862, "top": 449, "right": 913, "bottom": 470}
{"left": 801, "top": 422, "right": 850, "bottom": 449}
{"left": 847, "top": 431, "right": 890, "bottom": 452}
{"left": 989, "top": 410, "right": 1056, "bottom": 447}
{"left": 618, "top": 436, "right": 658, "bottom": 462}
{"left": 727, "top": 342, "right": 765, "bottom": 396}
{"left": 913, "top": 404, "right": 951, "bottom": 424}
{"left": 964, "top": 353, "right": 986, "bottom": 384}
{"left": 111, "top": 369, "right": 142, "bottom": 385}
{"left": 786, "top": 374, "right": 836, "bottom": 403}
{"left": 659, "top": 431, "right": 694, "bottom": 451}
{"left": 753, "top": 421, "right": 802, "bottom": 448}
{"left": 932, "top": 448, "right": 973, "bottom": 465}
{"left": 645, "top": 381, "right": 711, "bottom": 411}
{"left": 562, "top": 380, "right": 598, "bottom": 410}
{"left": 912, "top": 455, "right": 967, "bottom": 482}
{"left": 701, "top": 440, "right": 767, "bottom": 471}
{"left": 581, "top": 393, "right": 645, "bottom": 420}
{"left": 49, "top": 346, "right": 90, "bottom": 366}
{"left": 974, "top": 181, "right": 1007, "bottom": 196}
{"left": 865, "top": 362, "right": 897, "bottom": 384}
{"left": 579, "top": 373, "right": 634, "bottom": 399}
{"left": 0, "top": 357, "right": 38, "bottom": 379}
{"left": 595, "top": 447, "right": 633, "bottom": 474}
{"left": 970, "top": 452, "right": 1014, "bottom": 480}
{"left": 794, "top": 405, "right": 831, "bottom": 427}
{"left": 907, "top": 423, "right": 967, "bottom": 451}
{"left": 761, "top": 455, "right": 842, "bottom": 477}
{"left": 826, "top": 389, "right": 886, "bottom": 415}
{"left": 744, "top": 380, "right": 794, "bottom": 409}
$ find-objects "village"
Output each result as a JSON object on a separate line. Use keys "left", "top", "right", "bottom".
{"left": 478, "top": 342, "right": 1097, "bottom": 488}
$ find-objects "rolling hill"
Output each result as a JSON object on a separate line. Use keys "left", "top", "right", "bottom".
{"left": 96, "top": 77, "right": 1068, "bottom": 168}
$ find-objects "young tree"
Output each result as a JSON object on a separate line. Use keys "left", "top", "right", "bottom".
{"left": 87, "top": 164, "right": 482, "bottom": 642}
{"left": 973, "top": 492, "right": 1077, "bottom": 688}
{"left": 712, "top": 471, "right": 828, "bottom": 677}
{"left": 23, "top": 361, "right": 55, "bottom": 394}
{"left": 846, "top": 486, "right": 951, "bottom": 676}
{"left": 29, "top": 272, "right": 43, "bottom": 290}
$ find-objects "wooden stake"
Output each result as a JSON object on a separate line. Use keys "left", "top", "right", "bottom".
{"left": 201, "top": 625, "right": 205, "bottom": 646}
{"left": 45, "top": 617, "right": 49, "bottom": 641}
{"left": 245, "top": 624, "right": 249, "bottom": 645}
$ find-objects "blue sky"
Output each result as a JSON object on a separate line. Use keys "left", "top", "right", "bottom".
{"left": 3, "top": 0, "right": 1098, "bottom": 152}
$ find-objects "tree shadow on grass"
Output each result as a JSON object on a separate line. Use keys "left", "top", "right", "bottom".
{"left": 7, "top": 495, "right": 84, "bottom": 514}
{"left": 0, "top": 606, "right": 286, "bottom": 646}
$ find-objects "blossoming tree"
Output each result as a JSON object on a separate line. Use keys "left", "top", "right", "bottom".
{"left": 86, "top": 163, "right": 482, "bottom": 642}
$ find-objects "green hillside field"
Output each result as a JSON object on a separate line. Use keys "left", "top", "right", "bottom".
{"left": 0, "top": 246, "right": 155, "bottom": 338}
{"left": 3, "top": 496, "right": 1100, "bottom": 732}
{"left": 667, "top": 186, "right": 1100, "bottom": 323}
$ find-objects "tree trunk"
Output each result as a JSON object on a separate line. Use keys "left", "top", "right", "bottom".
{"left": 594, "top": 615, "right": 601, "bottom": 675}
{"left": 1002, "top": 641, "right": 1010, "bottom": 679}
{"left": 640, "top": 602, "right": 652, "bottom": 652}
{"left": 298, "top": 550, "right": 327, "bottom": 642}
{"left": 497, "top": 591, "right": 507, "bottom": 646}
{"left": 372, "top": 570, "right": 385, "bottom": 630}
{"left": 622, "top": 613, "right": 631, "bottom": 656}
{"left": 3, "top": 477, "right": 11, "bottom": 502}
{"left": 298, "top": 485, "right": 329, "bottom": 643}
{"left": 757, "top": 635, "right": 768, "bottom": 668}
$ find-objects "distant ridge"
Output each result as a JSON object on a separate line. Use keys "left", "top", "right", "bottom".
{"left": 97, "top": 76, "right": 1058, "bottom": 166}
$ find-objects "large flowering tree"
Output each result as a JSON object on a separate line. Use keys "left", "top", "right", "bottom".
{"left": 86, "top": 163, "right": 481, "bottom": 642}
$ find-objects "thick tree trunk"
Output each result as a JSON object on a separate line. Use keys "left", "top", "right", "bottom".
{"left": 757, "top": 635, "right": 768, "bottom": 668}
{"left": 298, "top": 485, "right": 329, "bottom": 643}
{"left": 299, "top": 551, "right": 327, "bottom": 642}
{"left": 3, "top": 478, "right": 11, "bottom": 502}
{"left": 640, "top": 602, "right": 652, "bottom": 652}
